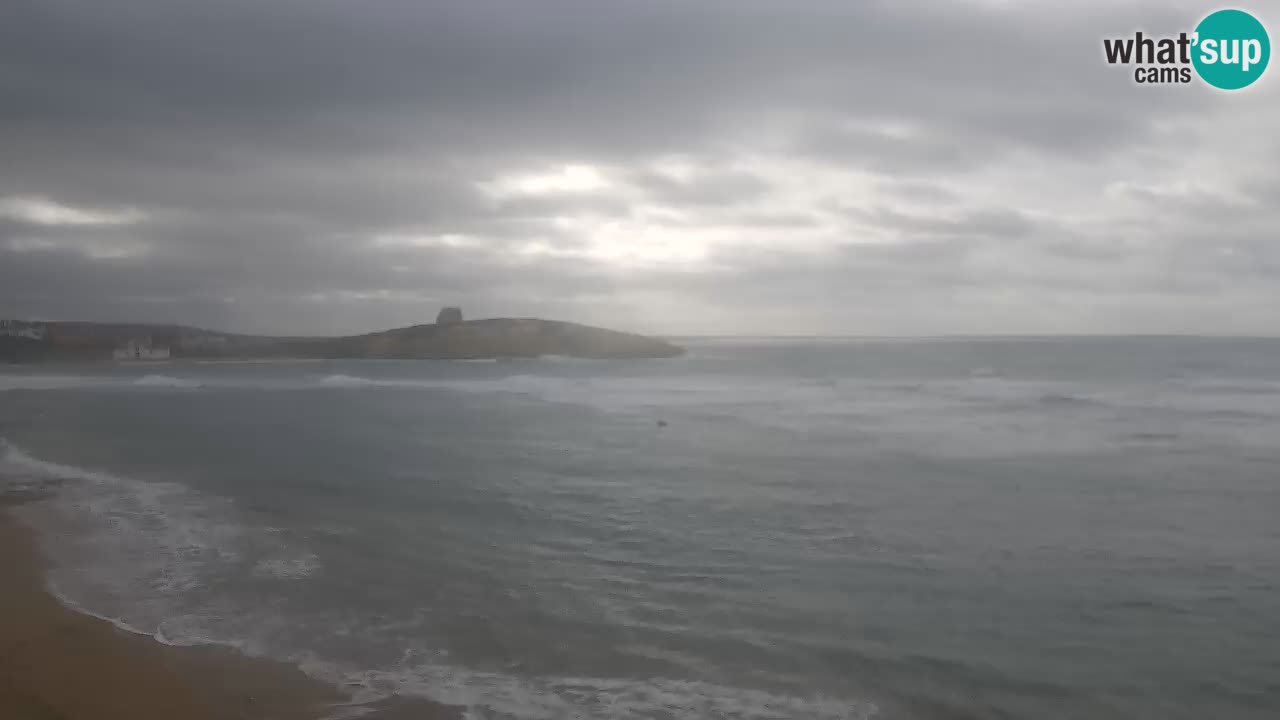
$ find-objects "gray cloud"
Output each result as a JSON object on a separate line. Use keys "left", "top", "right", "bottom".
{"left": 2, "top": 0, "right": 1278, "bottom": 335}
{"left": 630, "top": 168, "right": 773, "bottom": 208}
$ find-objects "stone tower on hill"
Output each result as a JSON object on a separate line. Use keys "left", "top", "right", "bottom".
{"left": 436, "top": 306, "right": 463, "bottom": 325}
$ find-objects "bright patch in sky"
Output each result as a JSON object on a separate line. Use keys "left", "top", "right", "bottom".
{"left": 371, "top": 233, "right": 480, "bottom": 249}
{"left": 0, "top": 196, "right": 145, "bottom": 226}
{"left": 482, "top": 164, "right": 609, "bottom": 197}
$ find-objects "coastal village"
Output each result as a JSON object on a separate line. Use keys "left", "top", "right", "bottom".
{"left": 1, "top": 319, "right": 173, "bottom": 363}
{"left": 111, "top": 337, "right": 171, "bottom": 361}
{"left": 0, "top": 319, "right": 46, "bottom": 341}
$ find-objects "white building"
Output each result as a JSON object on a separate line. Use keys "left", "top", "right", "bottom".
{"left": 113, "top": 337, "right": 171, "bottom": 361}
{"left": 0, "top": 319, "right": 46, "bottom": 341}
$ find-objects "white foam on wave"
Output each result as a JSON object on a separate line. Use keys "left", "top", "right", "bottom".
{"left": 134, "top": 374, "right": 203, "bottom": 388}
{"left": 42, "top": 578, "right": 249, "bottom": 651}
{"left": 0, "top": 438, "right": 299, "bottom": 645}
{"left": 316, "top": 372, "right": 566, "bottom": 398}
{"left": 253, "top": 552, "right": 322, "bottom": 580}
{"left": 536, "top": 354, "right": 607, "bottom": 363}
{"left": 1, "top": 437, "right": 118, "bottom": 484}
{"left": 301, "top": 656, "right": 878, "bottom": 720}
{"left": 312, "top": 371, "right": 830, "bottom": 414}
{"left": 1, "top": 372, "right": 204, "bottom": 392}
{"left": 320, "top": 374, "right": 384, "bottom": 387}
{"left": 1, "top": 366, "right": 940, "bottom": 429}
{"left": 2, "top": 439, "right": 245, "bottom": 587}
{"left": 5, "top": 438, "right": 881, "bottom": 720}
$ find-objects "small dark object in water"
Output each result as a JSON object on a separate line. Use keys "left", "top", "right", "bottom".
{"left": 657, "top": 420, "right": 668, "bottom": 428}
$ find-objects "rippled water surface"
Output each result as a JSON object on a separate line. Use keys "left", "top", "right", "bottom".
{"left": 3, "top": 338, "right": 1279, "bottom": 719}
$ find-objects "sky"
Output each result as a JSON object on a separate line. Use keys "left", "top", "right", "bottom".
{"left": 2, "top": 0, "right": 1278, "bottom": 337}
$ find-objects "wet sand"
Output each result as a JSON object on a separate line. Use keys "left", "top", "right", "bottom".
{"left": 0, "top": 511, "right": 458, "bottom": 720}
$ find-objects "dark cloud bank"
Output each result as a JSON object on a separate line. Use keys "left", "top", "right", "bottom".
{"left": 2, "top": 0, "right": 1278, "bottom": 335}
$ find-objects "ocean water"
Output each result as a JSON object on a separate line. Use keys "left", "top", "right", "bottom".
{"left": 2, "top": 337, "right": 1279, "bottom": 720}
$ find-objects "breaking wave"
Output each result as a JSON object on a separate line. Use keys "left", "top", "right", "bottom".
{"left": 319, "top": 374, "right": 382, "bottom": 387}
{"left": 135, "top": 374, "right": 202, "bottom": 388}
{"left": 2, "top": 436, "right": 878, "bottom": 720}
{"left": 298, "top": 657, "right": 878, "bottom": 720}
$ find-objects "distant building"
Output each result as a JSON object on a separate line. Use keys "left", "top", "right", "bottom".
{"left": 113, "top": 337, "right": 171, "bottom": 361}
{"left": 0, "top": 319, "right": 46, "bottom": 341}
{"left": 437, "top": 306, "right": 463, "bottom": 324}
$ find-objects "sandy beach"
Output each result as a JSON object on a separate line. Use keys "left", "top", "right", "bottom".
{"left": 0, "top": 508, "right": 456, "bottom": 720}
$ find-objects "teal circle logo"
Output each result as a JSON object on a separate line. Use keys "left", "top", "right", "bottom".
{"left": 1192, "top": 9, "right": 1270, "bottom": 90}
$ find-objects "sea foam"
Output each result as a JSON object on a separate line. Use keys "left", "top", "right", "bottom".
{"left": 134, "top": 374, "right": 203, "bottom": 388}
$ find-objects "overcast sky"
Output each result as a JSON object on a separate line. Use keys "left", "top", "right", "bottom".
{"left": 2, "top": 0, "right": 1278, "bottom": 336}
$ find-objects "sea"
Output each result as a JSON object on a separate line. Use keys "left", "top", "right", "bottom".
{"left": 1, "top": 337, "right": 1278, "bottom": 720}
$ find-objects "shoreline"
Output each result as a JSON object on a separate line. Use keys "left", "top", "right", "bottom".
{"left": 0, "top": 506, "right": 459, "bottom": 720}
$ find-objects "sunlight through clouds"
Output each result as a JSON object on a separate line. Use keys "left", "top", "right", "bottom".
{"left": 3, "top": 1, "right": 1279, "bottom": 335}
{"left": 0, "top": 196, "right": 146, "bottom": 227}
{"left": 481, "top": 164, "right": 610, "bottom": 197}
